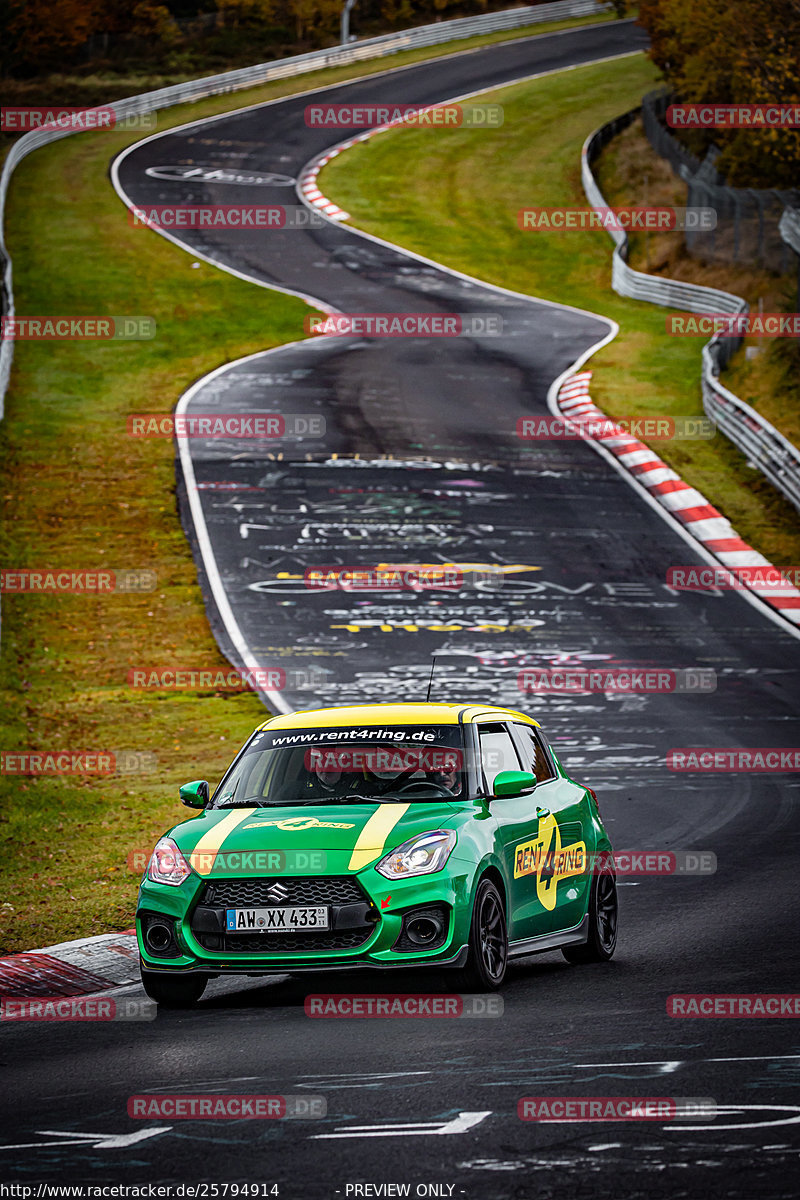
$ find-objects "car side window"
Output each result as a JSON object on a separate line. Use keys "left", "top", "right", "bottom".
{"left": 478, "top": 723, "right": 522, "bottom": 794}
{"left": 512, "top": 723, "right": 555, "bottom": 784}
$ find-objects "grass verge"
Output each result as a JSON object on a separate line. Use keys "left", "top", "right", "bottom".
{"left": 0, "top": 124, "right": 306, "bottom": 954}
{"left": 319, "top": 52, "right": 800, "bottom": 565}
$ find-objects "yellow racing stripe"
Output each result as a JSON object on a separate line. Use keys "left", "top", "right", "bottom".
{"left": 189, "top": 808, "right": 257, "bottom": 876}
{"left": 348, "top": 804, "right": 410, "bottom": 872}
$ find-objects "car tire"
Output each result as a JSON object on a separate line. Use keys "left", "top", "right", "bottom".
{"left": 140, "top": 964, "right": 208, "bottom": 1008}
{"left": 562, "top": 854, "right": 618, "bottom": 964}
{"left": 452, "top": 878, "right": 508, "bottom": 991}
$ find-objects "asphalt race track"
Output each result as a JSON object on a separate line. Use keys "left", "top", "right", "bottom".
{"left": 2, "top": 19, "right": 800, "bottom": 1200}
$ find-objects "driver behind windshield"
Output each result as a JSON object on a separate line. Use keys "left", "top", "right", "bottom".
{"left": 300, "top": 749, "right": 358, "bottom": 799}
{"left": 430, "top": 762, "right": 462, "bottom": 796}
{"left": 298, "top": 743, "right": 463, "bottom": 800}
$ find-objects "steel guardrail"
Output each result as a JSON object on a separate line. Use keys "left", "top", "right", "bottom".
{"left": 582, "top": 110, "right": 800, "bottom": 514}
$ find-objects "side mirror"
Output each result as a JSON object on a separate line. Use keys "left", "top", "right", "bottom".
{"left": 493, "top": 770, "right": 537, "bottom": 798}
{"left": 180, "top": 779, "right": 209, "bottom": 809}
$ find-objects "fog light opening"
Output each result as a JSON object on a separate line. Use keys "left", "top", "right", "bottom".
{"left": 145, "top": 922, "right": 174, "bottom": 952}
{"left": 405, "top": 914, "right": 444, "bottom": 946}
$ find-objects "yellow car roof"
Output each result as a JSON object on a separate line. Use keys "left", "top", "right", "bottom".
{"left": 258, "top": 703, "right": 539, "bottom": 730}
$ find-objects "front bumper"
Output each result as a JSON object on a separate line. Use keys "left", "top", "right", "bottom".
{"left": 137, "top": 867, "right": 472, "bottom": 975}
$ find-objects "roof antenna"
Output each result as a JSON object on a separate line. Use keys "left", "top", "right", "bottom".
{"left": 425, "top": 655, "right": 438, "bottom": 703}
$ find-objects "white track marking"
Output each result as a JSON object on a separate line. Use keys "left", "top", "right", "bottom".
{"left": 707, "top": 1054, "right": 800, "bottom": 1064}
{"left": 0, "top": 1128, "right": 171, "bottom": 1151}
{"left": 669, "top": 1105, "right": 800, "bottom": 1133}
{"left": 574, "top": 1060, "right": 683, "bottom": 1072}
{"left": 173, "top": 341, "right": 335, "bottom": 714}
{"left": 297, "top": 1075, "right": 431, "bottom": 1084}
{"left": 313, "top": 1111, "right": 491, "bottom": 1138}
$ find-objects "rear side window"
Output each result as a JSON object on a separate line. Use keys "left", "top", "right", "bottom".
{"left": 478, "top": 723, "right": 521, "bottom": 793}
{"left": 512, "top": 723, "right": 555, "bottom": 783}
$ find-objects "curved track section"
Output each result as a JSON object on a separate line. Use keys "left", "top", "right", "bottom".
{"left": 1, "top": 21, "right": 798, "bottom": 1197}
{"left": 112, "top": 20, "right": 800, "bottom": 765}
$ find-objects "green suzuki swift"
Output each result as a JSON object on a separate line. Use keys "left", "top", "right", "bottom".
{"left": 137, "top": 702, "right": 618, "bottom": 1006}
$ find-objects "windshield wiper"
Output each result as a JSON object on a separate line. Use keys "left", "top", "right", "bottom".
{"left": 215, "top": 799, "right": 268, "bottom": 808}
{"left": 267, "top": 795, "right": 403, "bottom": 806}
{"left": 336, "top": 794, "right": 407, "bottom": 804}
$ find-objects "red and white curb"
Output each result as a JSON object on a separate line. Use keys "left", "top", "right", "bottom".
{"left": 0, "top": 930, "right": 139, "bottom": 998}
{"left": 298, "top": 98, "right": 481, "bottom": 223}
{"left": 299, "top": 146, "right": 352, "bottom": 221}
{"left": 557, "top": 372, "right": 800, "bottom": 626}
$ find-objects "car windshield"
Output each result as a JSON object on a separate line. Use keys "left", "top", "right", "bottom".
{"left": 212, "top": 724, "right": 466, "bottom": 807}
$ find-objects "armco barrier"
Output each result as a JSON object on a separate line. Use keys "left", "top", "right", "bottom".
{"left": 582, "top": 110, "right": 800, "bottom": 515}
{"left": 0, "top": 0, "right": 611, "bottom": 418}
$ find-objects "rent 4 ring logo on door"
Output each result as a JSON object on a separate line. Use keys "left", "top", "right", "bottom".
{"left": 513, "top": 815, "right": 586, "bottom": 911}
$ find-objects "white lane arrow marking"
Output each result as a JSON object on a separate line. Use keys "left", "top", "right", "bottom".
{"left": 313, "top": 1111, "right": 491, "bottom": 1139}
{"left": 298, "top": 1071, "right": 432, "bottom": 1089}
{"left": 668, "top": 1105, "right": 800, "bottom": 1132}
{"left": 707, "top": 1054, "right": 800, "bottom": 1063}
{"left": 574, "top": 1060, "right": 683, "bottom": 1073}
{"left": 0, "top": 1128, "right": 171, "bottom": 1151}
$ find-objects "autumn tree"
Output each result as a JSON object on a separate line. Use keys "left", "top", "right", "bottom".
{"left": 638, "top": 0, "right": 800, "bottom": 187}
{"left": 5, "top": 0, "right": 104, "bottom": 73}
{"left": 216, "top": 0, "right": 275, "bottom": 29}
{"left": 280, "top": 0, "right": 340, "bottom": 41}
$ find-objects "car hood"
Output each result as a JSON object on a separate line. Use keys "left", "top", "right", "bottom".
{"left": 169, "top": 800, "right": 469, "bottom": 877}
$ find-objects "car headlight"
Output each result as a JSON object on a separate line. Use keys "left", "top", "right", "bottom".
{"left": 376, "top": 829, "right": 457, "bottom": 879}
{"left": 147, "top": 836, "right": 192, "bottom": 886}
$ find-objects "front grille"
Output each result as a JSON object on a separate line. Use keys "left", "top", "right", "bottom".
{"left": 195, "top": 929, "right": 373, "bottom": 953}
{"left": 201, "top": 876, "right": 365, "bottom": 907}
{"left": 194, "top": 876, "right": 376, "bottom": 955}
